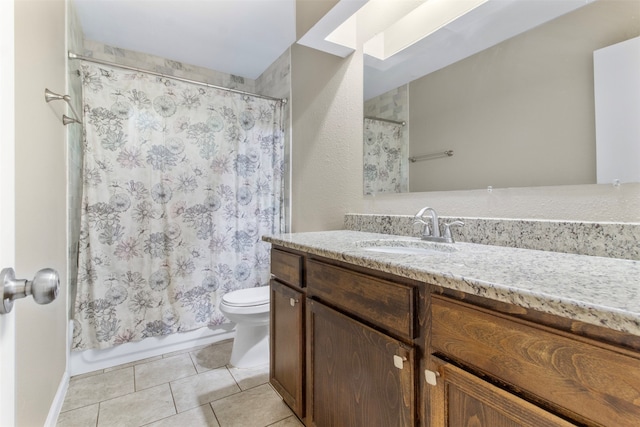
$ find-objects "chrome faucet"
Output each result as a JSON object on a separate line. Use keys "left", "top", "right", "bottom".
{"left": 415, "top": 207, "right": 441, "bottom": 238}
{"left": 414, "top": 207, "right": 464, "bottom": 243}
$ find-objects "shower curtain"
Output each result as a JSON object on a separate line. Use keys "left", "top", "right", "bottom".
{"left": 73, "top": 63, "right": 285, "bottom": 351}
{"left": 363, "top": 117, "right": 408, "bottom": 195}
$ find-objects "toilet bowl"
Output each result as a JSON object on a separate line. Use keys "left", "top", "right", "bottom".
{"left": 219, "top": 286, "right": 270, "bottom": 368}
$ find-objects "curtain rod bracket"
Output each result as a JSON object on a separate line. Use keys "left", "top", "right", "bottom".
{"left": 44, "top": 88, "right": 82, "bottom": 126}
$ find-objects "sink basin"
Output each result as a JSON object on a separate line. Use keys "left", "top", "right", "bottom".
{"left": 356, "top": 239, "right": 458, "bottom": 255}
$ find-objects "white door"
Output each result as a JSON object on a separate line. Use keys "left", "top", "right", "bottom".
{"left": 0, "top": 1, "right": 16, "bottom": 425}
{"left": 594, "top": 36, "right": 640, "bottom": 184}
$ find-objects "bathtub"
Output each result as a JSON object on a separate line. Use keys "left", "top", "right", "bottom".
{"left": 68, "top": 321, "right": 236, "bottom": 376}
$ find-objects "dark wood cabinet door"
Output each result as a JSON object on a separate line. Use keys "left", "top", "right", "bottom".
{"left": 307, "top": 300, "right": 416, "bottom": 427}
{"left": 431, "top": 295, "right": 640, "bottom": 426}
{"left": 270, "top": 280, "right": 305, "bottom": 419}
{"left": 428, "top": 357, "right": 577, "bottom": 427}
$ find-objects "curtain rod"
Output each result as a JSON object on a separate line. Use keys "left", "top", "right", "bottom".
{"left": 364, "top": 116, "right": 406, "bottom": 126}
{"left": 68, "top": 52, "right": 287, "bottom": 104}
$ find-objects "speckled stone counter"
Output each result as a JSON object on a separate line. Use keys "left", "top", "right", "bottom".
{"left": 263, "top": 230, "right": 640, "bottom": 337}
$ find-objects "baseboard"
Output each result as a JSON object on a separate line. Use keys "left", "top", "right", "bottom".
{"left": 44, "top": 370, "right": 69, "bottom": 427}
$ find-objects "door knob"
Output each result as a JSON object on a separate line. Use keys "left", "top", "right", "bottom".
{"left": 0, "top": 268, "right": 59, "bottom": 314}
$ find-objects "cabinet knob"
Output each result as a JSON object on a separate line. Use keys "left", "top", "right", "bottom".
{"left": 424, "top": 369, "right": 440, "bottom": 386}
{"left": 289, "top": 297, "right": 299, "bottom": 307}
{"left": 393, "top": 355, "right": 407, "bottom": 369}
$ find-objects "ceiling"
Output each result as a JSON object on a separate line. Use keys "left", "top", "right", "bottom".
{"left": 73, "top": 0, "right": 597, "bottom": 95}
{"left": 74, "top": 0, "right": 297, "bottom": 80}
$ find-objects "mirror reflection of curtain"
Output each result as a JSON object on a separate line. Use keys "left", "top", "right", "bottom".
{"left": 73, "top": 63, "right": 285, "bottom": 350}
{"left": 363, "top": 118, "right": 408, "bottom": 195}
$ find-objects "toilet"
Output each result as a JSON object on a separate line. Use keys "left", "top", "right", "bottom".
{"left": 219, "top": 286, "right": 270, "bottom": 368}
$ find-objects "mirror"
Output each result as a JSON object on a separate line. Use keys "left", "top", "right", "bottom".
{"left": 363, "top": 0, "right": 640, "bottom": 194}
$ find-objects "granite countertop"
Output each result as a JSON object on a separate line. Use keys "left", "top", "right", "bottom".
{"left": 263, "top": 230, "right": 640, "bottom": 337}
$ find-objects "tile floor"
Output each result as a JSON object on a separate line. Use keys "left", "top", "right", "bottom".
{"left": 57, "top": 339, "right": 303, "bottom": 427}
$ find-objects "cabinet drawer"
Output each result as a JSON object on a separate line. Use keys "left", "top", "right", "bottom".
{"left": 306, "top": 259, "right": 415, "bottom": 340}
{"left": 431, "top": 295, "right": 640, "bottom": 427}
{"left": 271, "top": 248, "right": 303, "bottom": 288}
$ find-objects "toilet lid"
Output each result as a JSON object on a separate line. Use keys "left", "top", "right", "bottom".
{"left": 222, "top": 286, "right": 270, "bottom": 307}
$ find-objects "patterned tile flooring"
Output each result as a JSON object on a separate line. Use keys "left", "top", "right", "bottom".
{"left": 57, "top": 340, "right": 302, "bottom": 427}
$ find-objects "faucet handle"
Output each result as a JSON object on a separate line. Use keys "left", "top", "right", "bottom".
{"left": 442, "top": 221, "right": 464, "bottom": 243}
{"left": 413, "top": 218, "right": 431, "bottom": 238}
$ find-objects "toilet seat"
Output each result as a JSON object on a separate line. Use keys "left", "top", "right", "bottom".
{"left": 222, "top": 286, "right": 270, "bottom": 307}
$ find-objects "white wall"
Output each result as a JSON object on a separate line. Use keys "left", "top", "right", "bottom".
{"left": 14, "top": 0, "right": 68, "bottom": 424}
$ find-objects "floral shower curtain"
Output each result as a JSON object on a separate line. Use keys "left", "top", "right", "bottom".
{"left": 73, "top": 63, "right": 285, "bottom": 351}
{"left": 363, "top": 118, "right": 408, "bottom": 195}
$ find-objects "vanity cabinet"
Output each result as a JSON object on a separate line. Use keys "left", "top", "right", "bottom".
{"left": 428, "top": 293, "right": 640, "bottom": 427}
{"left": 269, "top": 243, "right": 640, "bottom": 427}
{"left": 305, "top": 259, "right": 420, "bottom": 426}
{"left": 270, "top": 249, "right": 305, "bottom": 419}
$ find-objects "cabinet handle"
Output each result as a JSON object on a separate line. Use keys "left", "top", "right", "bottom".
{"left": 289, "top": 297, "right": 299, "bottom": 307}
{"left": 393, "top": 355, "right": 407, "bottom": 369}
{"left": 424, "top": 369, "right": 440, "bottom": 386}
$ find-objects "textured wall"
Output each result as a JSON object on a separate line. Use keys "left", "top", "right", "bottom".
{"left": 290, "top": 44, "right": 363, "bottom": 231}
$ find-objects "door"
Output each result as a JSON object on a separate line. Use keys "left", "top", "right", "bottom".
{"left": 307, "top": 300, "right": 416, "bottom": 427}
{"left": 0, "top": 0, "right": 16, "bottom": 424}
{"left": 270, "top": 280, "right": 305, "bottom": 419}
{"left": 428, "top": 357, "right": 577, "bottom": 427}
{"left": 2, "top": 1, "right": 68, "bottom": 425}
